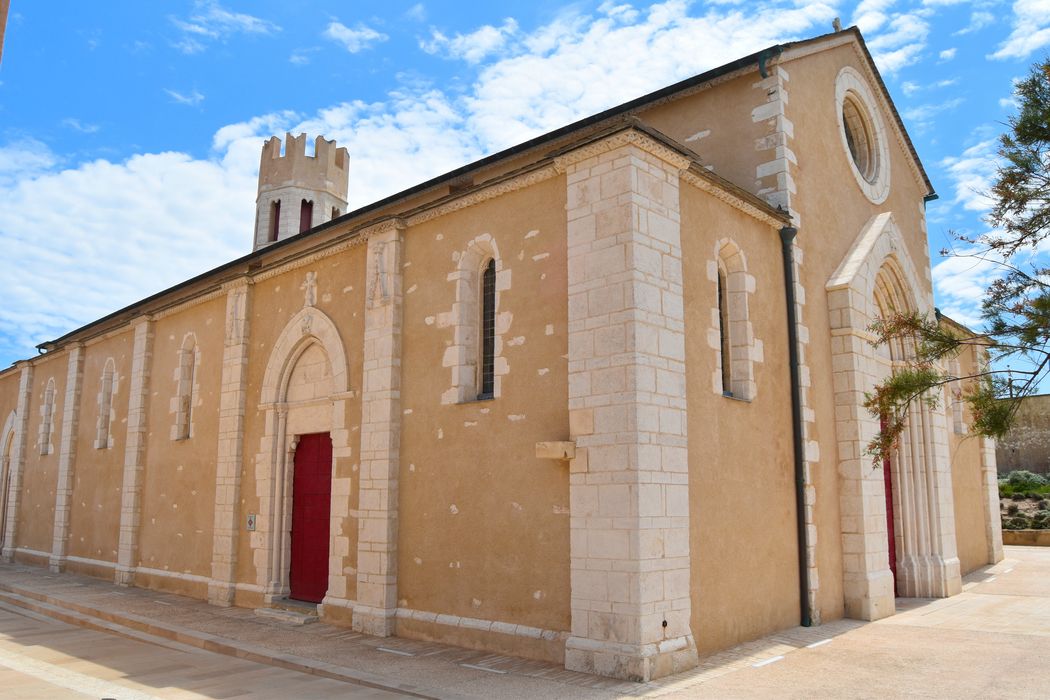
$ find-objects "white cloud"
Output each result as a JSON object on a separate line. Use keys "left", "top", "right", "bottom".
{"left": 991, "top": 0, "right": 1050, "bottom": 59}
{"left": 938, "top": 47, "right": 956, "bottom": 60}
{"left": 61, "top": 118, "right": 100, "bottom": 134}
{"left": 866, "top": 12, "right": 930, "bottom": 73}
{"left": 421, "top": 18, "right": 520, "bottom": 64}
{"left": 932, "top": 248, "right": 1002, "bottom": 329}
{"left": 940, "top": 138, "right": 998, "bottom": 212}
{"left": 851, "top": 0, "right": 898, "bottom": 34}
{"left": 0, "top": 0, "right": 842, "bottom": 364}
{"left": 0, "top": 145, "right": 252, "bottom": 365}
{"left": 165, "top": 88, "right": 205, "bottom": 106}
{"left": 170, "top": 0, "right": 279, "bottom": 54}
{"left": 903, "top": 97, "right": 964, "bottom": 123}
{"left": 999, "top": 96, "right": 1019, "bottom": 108}
{"left": 289, "top": 48, "right": 318, "bottom": 65}
{"left": 954, "top": 10, "right": 994, "bottom": 35}
{"left": 323, "top": 21, "right": 389, "bottom": 53}
{"left": 0, "top": 139, "right": 58, "bottom": 187}
{"left": 406, "top": 4, "right": 427, "bottom": 22}
{"left": 901, "top": 80, "right": 921, "bottom": 96}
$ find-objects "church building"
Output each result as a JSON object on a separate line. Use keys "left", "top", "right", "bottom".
{"left": 0, "top": 28, "right": 1003, "bottom": 682}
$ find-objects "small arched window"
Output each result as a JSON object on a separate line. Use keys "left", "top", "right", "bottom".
{"left": 713, "top": 239, "right": 757, "bottom": 400}
{"left": 174, "top": 336, "right": 197, "bottom": 440}
{"left": 269, "top": 200, "right": 281, "bottom": 242}
{"left": 478, "top": 258, "right": 496, "bottom": 400}
{"left": 95, "top": 359, "right": 116, "bottom": 449}
{"left": 39, "top": 378, "right": 56, "bottom": 455}
{"left": 299, "top": 199, "right": 314, "bottom": 233}
{"left": 717, "top": 263, "right": 733, "bottom": 396}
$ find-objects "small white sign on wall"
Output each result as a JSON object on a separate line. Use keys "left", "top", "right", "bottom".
{"left": 246, "top": 513, "right": 256, "bottom": 531}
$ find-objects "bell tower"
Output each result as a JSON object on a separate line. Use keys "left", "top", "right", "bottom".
{"left": 254, "top": 133, "right": 349, "bottom": 251}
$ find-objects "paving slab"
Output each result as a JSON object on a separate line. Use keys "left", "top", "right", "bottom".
{"left": 0, "top": 546, "right": 1047, "bottom": 698}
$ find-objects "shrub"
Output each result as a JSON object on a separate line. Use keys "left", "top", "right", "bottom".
{"left": 1011, "top": 492, "right": 1027, "bottom": 501}
{"left": 1005, "top": 516, "right": 1031, "bottom": 530}
{"left": 1038, "top": 500, "right": 1049, "bottom": 510}
{"left": 1007, "top": 470, "right": 1048, "bottom": 490}
{"left": 1007, "top": 504, "right": 1020, "bottom": 515}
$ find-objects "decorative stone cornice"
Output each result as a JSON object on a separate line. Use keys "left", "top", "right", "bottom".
{"left": 681, "top": 169, "right": 788, "bottom": 228}
{"left": 149, "top": 289, "right": 226, "bottom": 320}
{"left": 553, "top": 128, "right": 693, "bottom": 173}
{"left": 249, "top": 220, "right": 395, "bottom": 284}
{"left": 404, "top": 166, "right": 559, "bottom": 227}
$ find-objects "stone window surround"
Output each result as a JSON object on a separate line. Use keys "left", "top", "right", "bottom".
{"left": 172, "top": 333, "right": 200, "bottom": 441}
{"left": 38, "top": 378, "right": 56, "bottom": 456}
{"left": 835, "top": 66, "right": 890, "bottom": 205}
{"left": 441, "top": 233, "right": 511, "bottom": 405}
{"left": 707, "top": 238, "right": 761, "bottom": 400}
{"left": 94, "top": 358, "right": 117, "bottom": 450}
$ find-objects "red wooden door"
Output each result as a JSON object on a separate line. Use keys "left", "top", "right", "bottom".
{"left": 881, "top": 420, "right": 898, "bottom": 596}
{"left": 881, "top": 455, "right": 898, "bottom": 596}
{"left": 289, "top": 432, "right": 332, "bottom": 603}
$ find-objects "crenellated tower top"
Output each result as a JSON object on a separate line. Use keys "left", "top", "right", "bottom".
{"left": 253, "top": 133, "right": 350, "bottom": 251}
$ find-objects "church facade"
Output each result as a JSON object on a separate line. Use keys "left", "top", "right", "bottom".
{"left": 0, "top": 28, "right": 1003, "bottom": 682}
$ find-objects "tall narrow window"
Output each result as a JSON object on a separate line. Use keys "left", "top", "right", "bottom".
{"left": 39, "top": 379, "right": 56, "bottom": 455}
{"left": 269, "top": 200, "right": 281, "bottom": 242}
{"left": 95, "top": 359, "right": 115, "bottom": 449}
{"left": 331, "top": 206, "right": 340, "bottom": 219}
{"left": 299, "top": 199, "right": 314, "bottom": 233}
{"left": 175, "top": 338, "right": 197, "bottom": 440}
{"left": 478, "top": 258, "right": 496, "bottom": 400}
{"left": 718, "top": 265, "right": 732, "bottom": 396}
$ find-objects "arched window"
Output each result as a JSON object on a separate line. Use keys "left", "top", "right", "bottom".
{"left": 712, "top": 239, "right": 758, "bottom": 400}
{"left": 717, "top": 263, "right": 732, "bottom": 396}
{"left": 478, "top": 258, "right": 496, "bottom": 400}
{"left": 174, "top": 336, "right": 197, "bottom": 440}
{"left": 299, "top": 199, "right": 314, "bottom": 233}
{"left": 269, "top": 200, "right": 281, "bottom": 242}
{"left": 442, "top": 234, "right": 506, "bottom": 404}
{"left": 95, "top": 359, "right": 116, "bottom": 449}
{"left": 39, "top": 378, "right": 56, "bottom": 455}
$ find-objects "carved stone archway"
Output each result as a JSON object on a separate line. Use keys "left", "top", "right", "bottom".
{"left": 826, "top": 212, "right": 961, "bottom": 621}
{"left": 255, "top": 304, "right": 352, "bottom": 608}
{"left": 0, "top": 411, "right": 16, "bottom": 553}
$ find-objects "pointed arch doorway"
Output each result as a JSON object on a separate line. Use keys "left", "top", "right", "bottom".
{"left": 289, "top": 432, "right": 333, "bottom": 603}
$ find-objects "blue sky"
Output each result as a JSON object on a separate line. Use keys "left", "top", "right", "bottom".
{"left": 0, "top": 0, "right": 1047, "bottom": 369}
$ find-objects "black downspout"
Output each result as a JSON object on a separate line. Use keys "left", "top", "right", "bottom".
{"left": 780, "top": 225, "right": 812, "bottom": 628}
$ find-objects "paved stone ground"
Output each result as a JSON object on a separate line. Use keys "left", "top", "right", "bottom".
{"left": 0, "top": 603, "right": 405, "bottom": 699}
{"left": 0, "top": 546, "right": 1046, "bottom": 699}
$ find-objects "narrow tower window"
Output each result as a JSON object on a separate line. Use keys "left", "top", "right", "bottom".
{"left": 717, "top": 265, "right": 733, "bottom": 396}
{"left": 478, "top": 258, "right": 496, "bottom": 400}
{"left": 269, "top": 200, "right": 281, "bottom": 242}
{"left": 331, "top": 206, "right": 340, "bottom": 219}
{"left": 299, "top": 199, "right": 314, "bottom": 233}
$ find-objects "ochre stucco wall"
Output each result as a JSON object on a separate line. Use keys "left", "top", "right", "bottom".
{"left": 949, "top": 344, "right": 992, "bottom": 575}
{"left": 779, "top": 43, "right": 937, "bottom": 622}
{"left": 66, "top": 330, "right": 133, "bottom": 573}
{"left": 681, "top": 185, "right": 801, "bottom": 654}
{"left": 398, "top": 175, "right": 571, "bottom": 635}
{"left": 16, "top": 351, "right": 68, "bottom": 560}
{"left": 237, "top": 245, "right": 367, "bottom": 605}
{"left": 136, "top": 298, "right": 226, "bottom": 592}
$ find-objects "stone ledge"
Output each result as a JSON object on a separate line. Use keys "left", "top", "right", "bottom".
{"left": 1002, "top": 530, "right": 1050, "bottom": 547}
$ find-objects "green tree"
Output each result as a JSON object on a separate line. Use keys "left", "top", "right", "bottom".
{"left": 867, "top": 58, "right": 1050, "bottom": 461}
